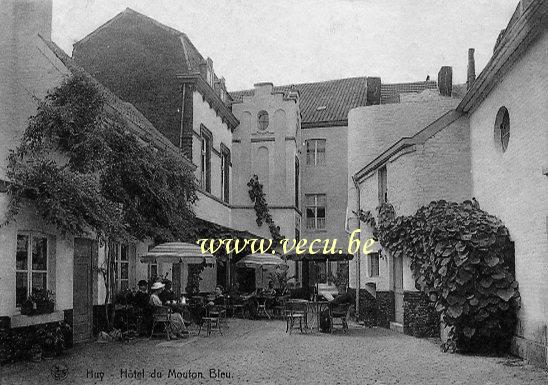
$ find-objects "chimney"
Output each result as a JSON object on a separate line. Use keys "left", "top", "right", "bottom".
{"left": 467, "top": 48, "right": 476, "bottom": 90}
{"left": 437, "top": 66, "right": 453, "bottom": 97}
{"left": 366, "top": 77, "right": 381, "bottom": 105}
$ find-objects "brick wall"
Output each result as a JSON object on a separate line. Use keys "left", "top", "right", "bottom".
{"left": 403, "top": 291, "right": 439, "bottom": 338}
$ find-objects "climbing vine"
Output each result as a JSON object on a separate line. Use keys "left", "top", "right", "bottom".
{"left": 5, "top": 73, "right": 198, "bottom": 243}
{"left": 247, "top": 175, "right": 283, "bottom": 245}
{"left": 4, "top": 74, "right": 198, "bottom": 331}
{"left": 374, "top": 200, "right": 520, "bottom": 353}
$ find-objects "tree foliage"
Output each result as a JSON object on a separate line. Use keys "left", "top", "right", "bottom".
{"left": 375, "top": 200, "right": 520, "bottom": 353}
{"left": 5, "top": 74, "right": 198, "bottom": 243}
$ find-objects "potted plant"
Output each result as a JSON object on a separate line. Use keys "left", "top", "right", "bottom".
{"left": 30, "top": 290, "right": 55, "bottom": 314}
{"left": 29, "top": 344, "right": 42, "bottom": 362}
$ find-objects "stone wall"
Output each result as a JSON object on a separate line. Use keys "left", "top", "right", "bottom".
{"left": 403, "top": 291, "right": 439, "bottom": 338}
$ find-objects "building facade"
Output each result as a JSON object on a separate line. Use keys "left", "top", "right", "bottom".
{"left": 348, "top": 82, "right": 470, "bottom": 332}
{"left": 457, "top": 0, "right": 548, "bottom": 367}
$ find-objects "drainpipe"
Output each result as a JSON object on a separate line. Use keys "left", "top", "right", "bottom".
{"left": 352, "top": 175, "right": 361, "bottom": 323}
{"left": 179, "top": 85, "right": 186, "bottom": 149}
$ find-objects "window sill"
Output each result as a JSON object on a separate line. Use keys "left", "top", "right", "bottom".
{"left": 10, "top": 311, "right": 64, "bottom": 328}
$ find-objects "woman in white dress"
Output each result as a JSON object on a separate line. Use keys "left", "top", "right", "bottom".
{"left": 150, "top": 282, "right": 188, "bottom": 338}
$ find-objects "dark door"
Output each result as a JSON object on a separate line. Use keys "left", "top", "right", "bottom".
{"left": 73, "top": 238, "right": 95, "bottom": 343}
{"left": 393, "top": 256, "right": 404, "bottom": 324}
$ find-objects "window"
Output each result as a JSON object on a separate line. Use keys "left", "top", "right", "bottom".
{"left": 369, "top": 253, "right": 380, "bottom": 277}
{"left": 147, "top": 244, "right": 158, "bottom": 281}
{"left": 305, "top": 194, "right": 326, "bottom": 230}
{"left": 221, "top": 147, "right": 230, "bottom": 203}
{"left": 110, "top": 242, "right": 131, "bottom": 292}
{"left": 494, "top": 106, "right": 510, "bottom": 152}
{"left": 200, "top": 128, "right": 212, "bottom": 192}
{"left": 378, "top": 166, "right": 387, "bottom": 204}
{"left": 295, "top": 156, "right": 300, "bottom": 208}
{"left": 16, "top": 234, "right": 48, "bottom": 307}
{"left": 305, "top": 139, "right": 326, "bottom": 165}
{"left": 258, "top": 110, "right": 269, "bottom": 131}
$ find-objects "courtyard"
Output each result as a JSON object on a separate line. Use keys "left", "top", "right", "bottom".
{"left": 2, "top": 319, "right": 548, "bottom": 385}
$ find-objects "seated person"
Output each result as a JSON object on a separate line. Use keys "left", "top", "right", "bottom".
{"left": 320, "top": 284, "right": 353, "bottom": 332}
{"left": 150, "top": 282, "right": 188, "bottom": 338}
{"left": 158, "top": 280, "right": 175, "bottom": 305}
{"left": 133, "top": 280, "right": 150, "bottom": 309}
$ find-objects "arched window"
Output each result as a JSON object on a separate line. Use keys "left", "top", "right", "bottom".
{"left": 258, "top": 110, "right": 269, "bottom": 131}
{"left": 494, "top": 107, "right": 510, "bottom": 152}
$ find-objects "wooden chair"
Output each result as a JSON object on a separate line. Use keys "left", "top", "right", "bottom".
{"left": 208, "top": 301, "right": 228, "bottom": 329}
{"left": 285, "top": 300, "right": 308, "bottom": 334}
{"left": 198, "top": 306, "right": 223, "bottom": 336}
{"left": 149, "top": 306, "right": 172, "bottom": 340}
{"left": 329, "top": 303, "right": 351, "bottom": 334}
{"left": 257, "top": 297, "right": 272, "bottom": 319}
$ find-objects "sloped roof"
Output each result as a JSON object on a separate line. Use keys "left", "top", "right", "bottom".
{"left": 231, "top": 77, "right": 370, "bottom": 126}
{"left": 458, "top": 0, "right": 548, "bottom": 112}
{"left": 74, "top": 8, "right": 204, "bottom": 74}
{"left": 230, "top": 78, "right": 439, "bottom": 126}
{"left": 40, "top": 36, "right": 193, "bottom": 168}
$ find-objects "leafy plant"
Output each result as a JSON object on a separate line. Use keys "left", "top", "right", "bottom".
{"left": 247, "top": 175, "right": 284, "bottom": 245}
{"left": 375, "top": 200, "right": 519, "bottom": 353}
{"left": 4, "top": 74, "right": 198, "bottom": 330}
{"left": 327, "top": 263, "right": 349, "bottom": 287}
{"left": 185, "top": 259, "right": 209, "bottom": 295}
{"left": 268, "top": 265, "right": 294, "bottom": 295}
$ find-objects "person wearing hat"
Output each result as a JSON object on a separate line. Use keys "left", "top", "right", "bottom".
{"left": 159, "top": 279, "right": 175, "bottom": 305}
{"left": 150, "top": 282, "right": 188, "bottom": 338}
{"left": 133, "top": 280, "right": 150, "bottom": 309}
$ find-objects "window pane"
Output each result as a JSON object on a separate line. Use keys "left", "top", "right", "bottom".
{"left": 317, "top": 207, "right": 326, "bottom": 219}
{"left": 317, "top": 194, "right": 326, "bottom": 206}
{"left": 317, "top": 218, "right": 326, "bottom": 229}
{"left": 305, "top": 195, "right": 315, "bottom": 206}
{"left": 32, "top": 272, "right": 47, "bottom": 292}
{"left": 16, "top": 235, "right": 29, "bottom": 271}
{"left": 120, "top": 245, "right": 128, "bottom": 261}
{"left": 370, "top": 254, "right": 380, "bottom": 277}
{"left": 149, "top": 264, "right": 157, "bottom": 279}
{"left": 32, "top": 237, "right": 47, "bottom": 271}
{"left": 16, "top": 272, "right": 28, "bottom": 306}
{"left": 121, "top": 280, "right": 129, "bottom": 291}
{"left": 316, "top": 139, "right": 325, "bottom": 151}
{"left": 121, "top": 263, "right": 129, "bottom": 279}
{"left": 306, "top": 217, "right": 316, "bottom": 229}
{"left": 306, "top": 207, "right": 315, "bottom": 219}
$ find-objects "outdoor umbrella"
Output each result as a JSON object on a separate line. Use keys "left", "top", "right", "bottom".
{"left": 140, "top": 242, "right": 216, "bottom": 296}
{"left": 140, "top": 242, "right": 215, "bottom": 265}
{"left": 235, "top": 253, "right": 286, "bottom": 288}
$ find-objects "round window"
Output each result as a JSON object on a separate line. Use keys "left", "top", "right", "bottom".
{"left": 258, "top": 110, "right": 269, "bottom": 131}
{"left": 494, "top": 107, "right": 510, "bottom": 152}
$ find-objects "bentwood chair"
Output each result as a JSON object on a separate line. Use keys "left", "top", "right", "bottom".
{"left": 149, "top": 306, "right": 172, "bottom": 340}
{"left": 329, "top": 303, "right": 352, "bottom": 334}
{"left": 285, "top": 299, "right": 308, "bottom": 334}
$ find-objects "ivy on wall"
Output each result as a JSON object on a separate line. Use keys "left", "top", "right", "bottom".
{"left": 4, "top": 74, "right": 198, "bottom": 243}
{"left": 247, "top": 175, "right": 283, "bottom": 245}
{"left": 373, "top": 200, "right": 520, "bottom": 353}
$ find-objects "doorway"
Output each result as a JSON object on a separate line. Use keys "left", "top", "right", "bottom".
{"left": 393, "top": 256, "right": 404, "bottom": 324}
{"left": 73, "top": 238, "right": 96, "bottom": 343}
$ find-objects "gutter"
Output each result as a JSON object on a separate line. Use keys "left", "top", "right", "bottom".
{"left": 352, "top": 175, "right": 361, "bottom": 322}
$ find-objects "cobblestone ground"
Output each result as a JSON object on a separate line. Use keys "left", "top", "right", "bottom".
{"left": 3, "top": 319, "right": 548, "bottom": 385}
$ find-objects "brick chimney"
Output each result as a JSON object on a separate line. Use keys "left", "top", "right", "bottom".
{"left": 467, "top": 48, "right": 476, "bottom": 90}
{"left": 437, "top": 66, "right": 453, "bottom": 97}
{"left": 366, "top": 77, "right": 381, "bottom": 105}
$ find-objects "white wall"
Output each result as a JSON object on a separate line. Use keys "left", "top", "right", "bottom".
{"left": 469, "top": 32, "right": 548, "bottom": 349}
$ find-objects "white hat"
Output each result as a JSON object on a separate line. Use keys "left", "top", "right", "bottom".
{"left": 151, "top": 282, "right": 165, "bottom": 290}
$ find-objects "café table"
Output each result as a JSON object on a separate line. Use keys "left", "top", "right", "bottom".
{"left": 306, "top": 301, "right": 330, "bottom": 331}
